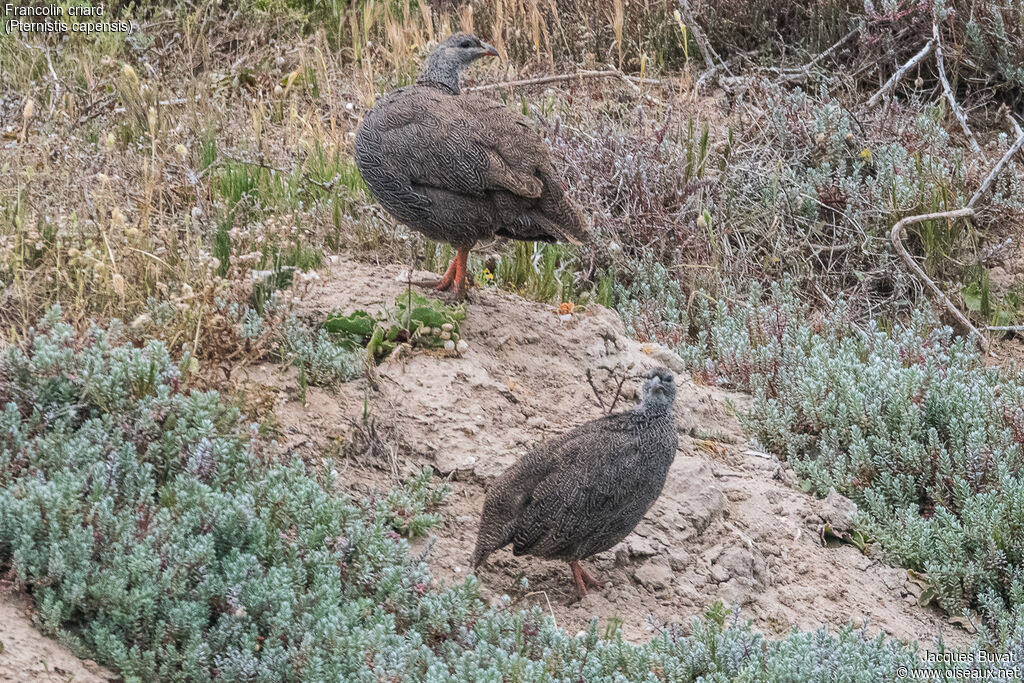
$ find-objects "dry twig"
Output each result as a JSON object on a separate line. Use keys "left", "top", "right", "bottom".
{"left": 890, "top": 208, "right": 988, "bottom": 352}
{"left": 968, "top": 123, "right": 1024, "bottom": 208}
{"left": 775, "top": 27, "right": 860, "bottom": 83}
{"left": 677, "top": 0, "right": 724, "bottom": 74}
{"left": 468, "top": 69, "right": 666, "bottom": 93}
{"left": 866, "top": 39, "right": 935, "bottom": 109}
{"left": 932, "top": 23, "right": 980, "bottom": 153}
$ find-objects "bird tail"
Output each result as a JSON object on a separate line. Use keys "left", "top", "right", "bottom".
{"left": 535, "top": 166, "right": 591, "bottom": 247}
{"left": 471, "top": 541, "right": 491, "bottom": 569}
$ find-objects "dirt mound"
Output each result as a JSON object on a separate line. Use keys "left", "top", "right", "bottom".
{"left": 254, "top": 255, "right": 975, "bottom": 647}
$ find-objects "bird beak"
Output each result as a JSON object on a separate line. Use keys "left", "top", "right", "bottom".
{"left": 481, "top": 42, "right": 499, "bottom": 58}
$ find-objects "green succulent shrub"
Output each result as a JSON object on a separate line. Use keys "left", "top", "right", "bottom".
{"left": 681, "top": 281, "right": 1024, "bottom": 644}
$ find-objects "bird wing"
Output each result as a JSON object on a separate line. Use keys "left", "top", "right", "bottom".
{"left": 360, "top": 87, "right": 548, "bottom": 199}
{"left": 509, "top": 414, "right": 640, "bottom": 558}
{"left": 472, "top": 438, "right": 561, "bottom": 567}
{"left": 358, "top": 86, "right": 588, "bottom": 245}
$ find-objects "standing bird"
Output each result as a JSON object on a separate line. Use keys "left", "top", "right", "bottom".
{"left": 473, "top": 368, "right": 678, "bottom": 601}
{"left": 354, "top": 33, "right": 588, "bottom": 299}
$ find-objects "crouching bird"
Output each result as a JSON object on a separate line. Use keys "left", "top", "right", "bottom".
{"left": 472, "top": 368, "right": 678, "bottom": 601}
{"left": 354, "top": 33, "right": 588, "bottom": 300}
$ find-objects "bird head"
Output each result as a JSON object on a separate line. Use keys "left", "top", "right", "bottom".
{"left": 639, "top": 367, "right": 676, "bottom": 411}
{"left": 435, "top": 33, "right": 500, "bottom": 67}
{"left": 417, "top": 33, "right": 499, "bottom": 94}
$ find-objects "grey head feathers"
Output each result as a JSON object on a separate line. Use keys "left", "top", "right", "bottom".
{"left": 638, "top": 366, "right": 676, "bottom": 414}
{"left": 416, "top": 32, "right": 499, "bottom": 95}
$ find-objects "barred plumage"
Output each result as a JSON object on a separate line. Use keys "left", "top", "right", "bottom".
{"left": 473, "top": 368, "right": 679, "bottom": 600}
{"left": 354, "top": 33, "right": 588, "bottom": 298}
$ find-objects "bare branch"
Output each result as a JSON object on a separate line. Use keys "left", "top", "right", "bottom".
{"left": 969, "top": 125, "right": 1024, "bottom": 208}
{"left": 890, "top": 208, "right": 988, "bottom": 353}
{"left": 775, "top": 27, "right": 860, "bottom": 82}
{"left": 584, "top": 368, "right": 608, "bottom": 413}
{"left": 677, "top": 0, "right": 725, "bottom": 74}
{"left": 866, "top": 39, "right": 935, "bottom": 109}
{"left": 933, "top": 23, "right": 980, "bottom": 153}
{"left": 468, "top": 69, "right": 666, "bottom": 93}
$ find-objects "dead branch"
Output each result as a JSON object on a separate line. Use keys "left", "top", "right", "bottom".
{"left": 606, "top": 373, "right": 629, "bottom": 414}
{"left": 968, "top": 124, "right": 1024, "bottom": 208}
{"left": 677, "top": 0, "right": 725, "bottom": 75}
{"left": 775, "top": 27, "right": 860, "bottom": 82}
{"left": 468, "top": 69, "right": 666, "bottom": 93}
{"left": 585, "top": 367, "right": 630, "bottom": 415}
{"left": 1008, "top": 112, "right": 1024, "bottom": 138}
{"left": 933, "top": 23, "right": 980, "bottom": 153}
{"left": 585, "top": 368, "right": 608, "bottom": 413}
{"left": 890, "top": 208, "right": 988, "bottom": 353}
{"left": 866, "top": 39, "right": 935, "bottom": 109}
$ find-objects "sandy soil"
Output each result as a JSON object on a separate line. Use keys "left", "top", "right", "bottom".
{"left": 0, "top": 596, "right": 114, "bottom": 682}
{"left": 267, "top": 255, "right": 975, "bottom": 647}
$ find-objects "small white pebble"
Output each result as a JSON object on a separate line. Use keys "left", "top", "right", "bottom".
{"left": 444, "top": 340, "right": 455, "bottom": 352}
{"left": 441, "top": 323, "right": 454, "bottom": 332}
{"left": 456, "top": 340, "right": 468, "bottom": 353}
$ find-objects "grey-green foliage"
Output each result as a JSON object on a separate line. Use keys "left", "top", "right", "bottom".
{"left": 279, "top": 313, "right": 363, "bottom": 384}
{"left": 613, "top": 249, "right": 689, "bottom": 343}
{"left": 682, "top": 281, "right": 1024, "bottom": 646}
{"left": 0, "top": 306, "right": 1002, "bottom": 681}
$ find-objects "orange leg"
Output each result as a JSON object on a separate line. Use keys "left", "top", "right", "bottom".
{"left": 568, "top": 560, "right": 605, "bottom": 601}
{"left": 434, "top": 255, "right": 460, "bottom": 291}
{"left": 579, "top": 563, "right": 604, "bottom": 590}
{"left": 435, "top": 247, "right": 472, "bottom": 299}
{"left": 570, "top": 561, "right": 588, "bottom": 600}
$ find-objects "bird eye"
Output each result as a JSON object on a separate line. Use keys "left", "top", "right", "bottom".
{"left": 460, "top": 40, "right": 473, "bottom": 48}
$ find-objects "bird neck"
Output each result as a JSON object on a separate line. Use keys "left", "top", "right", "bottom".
{"left": 636, "top": 400, "right": 672, "bottom": 420}
{"left": 416, "top": 54, "right": 462, "bottom": 95}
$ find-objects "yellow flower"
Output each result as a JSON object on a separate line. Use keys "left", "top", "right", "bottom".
{"left": 482, "top": 268, "right": 494, "bottom": 282}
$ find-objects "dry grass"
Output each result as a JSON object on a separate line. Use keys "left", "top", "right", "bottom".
{"left": 2, "top": 0, "right": 1023, "bottom": 361}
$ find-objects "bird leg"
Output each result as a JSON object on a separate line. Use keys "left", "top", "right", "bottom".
{"left": 579, "top": 563, "right": 605, "bottom": 590}
{"left": 433, "top": 253, "right": 461, "bottom": 291}
{"left": 434, "top": 247, "right": 472, "bottom": 299}
{"left": 568, "top": 560, "right": 605, "bottom": 601}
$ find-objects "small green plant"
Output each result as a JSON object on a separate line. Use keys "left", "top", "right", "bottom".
{"left": 962, "top": 275, "right": 1023, "bottom": 328}
{"left": 279, "top": 314, "right": 364, "bottom": 387}
{"left": 379, "top": 468, "right": 450, "bottom": 538}
{"left": 324, "top": 291, "right": 466, "bottom": 360}
{"left": 494, "top": 241, "right": 584, "bottom": 304}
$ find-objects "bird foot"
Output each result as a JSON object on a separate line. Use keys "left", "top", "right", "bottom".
{"left": 579, "top": 564, "right": 605, "bottom": 591}
{"left": 568, "top": 561, "right": 606, "bottom": 603}
{"left": 431, "top": 247, "right": 473, "bottom": 301}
